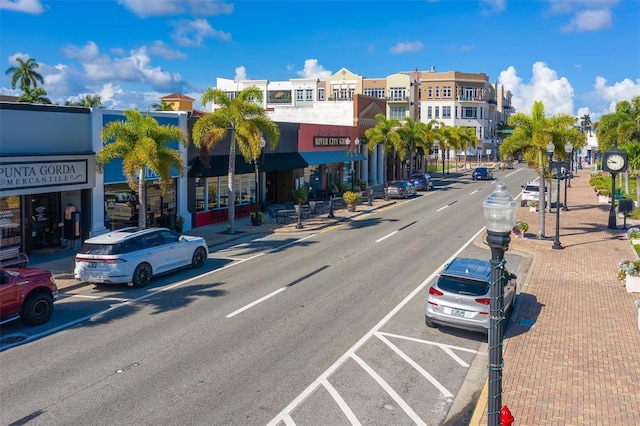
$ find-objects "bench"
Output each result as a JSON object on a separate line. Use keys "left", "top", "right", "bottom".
{"left": 0, "top": 246, "right": 29, "bottom": 268}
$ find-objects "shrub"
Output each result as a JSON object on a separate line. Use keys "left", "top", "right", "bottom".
{"left": 342, "top": 190, "right": 363, "bottom": 204}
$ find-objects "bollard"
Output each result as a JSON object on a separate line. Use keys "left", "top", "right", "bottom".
{"left": 500, "top": 405, "right": 514, "bottom": 426}
{"left": 327, "top": 195, "right": 335, "bottom": 218}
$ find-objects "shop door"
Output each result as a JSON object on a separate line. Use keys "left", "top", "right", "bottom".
{"left": 27, "top": 193, "right": 61, "bottom": 251}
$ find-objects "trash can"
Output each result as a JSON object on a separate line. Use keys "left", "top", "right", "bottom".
{"left": 618, "top": 198, "right": 634, "bottom": 215}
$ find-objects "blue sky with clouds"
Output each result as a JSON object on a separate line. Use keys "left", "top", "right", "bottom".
{"left": 1, "top": 0, "right": 638, "bottom": 122}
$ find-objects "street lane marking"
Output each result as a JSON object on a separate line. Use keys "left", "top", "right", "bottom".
{"left": 375, "top": 230, "right": 397, "bottom": 243}
{"left": 225, "top": 288, "right": 287, "bottom": 318}
{"left": 267, "top": 225, "right": 487, "bottom": 426}
{"left": 375, "top": 333, "right": 453, "bottom": 398}
{"left": 377, "top": 332, "right": 480, "bottom": 367}
{"left": 351, "top": 353, "right": 427, "bottom": 426}
{"left": 321, "top": 378, "right": 361, "bottom": 425}
{"left": 61, "top": 294, "right": 130, "bottom": 302}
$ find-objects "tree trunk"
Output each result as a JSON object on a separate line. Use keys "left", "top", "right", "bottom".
{"left": 227, "top": 132, "right": 236, "bottom": 234}
{"left": 138, "top": 168, "right": 147, "bottom": 230}
{"left": 537, "top": 150, "right": 546, "bottom": 239}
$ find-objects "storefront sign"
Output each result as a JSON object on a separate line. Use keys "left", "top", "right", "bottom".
{"left": 0, "top": 160, "right": 88, "bottom": 191}
{"left": 313, "top": 136, "right": 349, "bottom": 147}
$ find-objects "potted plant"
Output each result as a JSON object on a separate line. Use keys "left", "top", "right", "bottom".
{"left": 512, "top": 220, "right": 528, "bottom": 238}
{"left": 627, "top": 227, "right": 640, "bottom": 245}
{"left": 617, "top": 260, "right": 640, "bottom": 293}
{"left": 342, "top": 190, "right": 362, "bottom": 212}
{"left": 291, "top": 185, "right": 309, "bottom": 205}
{"left": 529, "top": 201, "right": 539, "bottom": 212}
{"left": 357, "top": 178, "right": 367, "bottom": 191}
{"left": 250, "top": 211, "right": 265, "bottom": 226}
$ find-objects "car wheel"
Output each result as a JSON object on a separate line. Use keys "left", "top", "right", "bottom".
{"left": 132, "top": 263, "right": 152, "bottom": 288}
{"left": 425, "top": 316, "right": 437, "bottom": 328}
{"left": 521, "top": 200, "right": 526, "bottom": 207}
{"left": 192, "top": 246, "right": 207, "bottom": 268}
{"left": 21, "top": 292, "right": 54, "bottom": 326}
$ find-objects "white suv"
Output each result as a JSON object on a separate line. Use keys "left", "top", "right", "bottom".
{"left": 520, "top": 181, "right": 548, "bottom": 207}
{"left": 74, "top": 227, "right": 208, "bottom": 288}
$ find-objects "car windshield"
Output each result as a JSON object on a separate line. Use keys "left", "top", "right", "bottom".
{"left": 437, "top": 276, "right": 489, "bottom": 296}
{"left": 476, "top": 168, "right": 488, "bottom": 173}
{"left": 77, "top": 243, "right": 120, "bottom": 255}
{"left": 411, "top": 175, "right": 425, "bottom": 180}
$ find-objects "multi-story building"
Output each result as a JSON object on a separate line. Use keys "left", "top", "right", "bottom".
{"left": 213, "top": 66, "right": 515, "bottom": 179}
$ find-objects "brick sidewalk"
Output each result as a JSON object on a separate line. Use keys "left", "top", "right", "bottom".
{"left": 472, "top": 169, "right": 640, "bottom": 424}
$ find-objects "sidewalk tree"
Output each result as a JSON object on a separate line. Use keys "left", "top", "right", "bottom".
{"left": 500, "top": 101, "right": 579, "bottom": 239}
{"left": 193, "top": 86, "right": 280, "bottom": 234}
{"left": 65, "top": 94, "right": 103, "bottom": 108}
{"left": 365, "top": 113, "right": 402, "bottom": 180}
{"left": 397, "top": 117, "right": 428, "bottom": 177}
{"left": 98, "top": 109, "right": 189, "bottom": 230}
{"left": 601, "top": 97, "right": 640, "bottom": 198}
{"left": 456, "top": 126, "right": 478, "bottom": 169}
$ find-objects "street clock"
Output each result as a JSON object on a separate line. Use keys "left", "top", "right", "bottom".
{"left": 602, "top": 145, "right": 628, "bottom": 174}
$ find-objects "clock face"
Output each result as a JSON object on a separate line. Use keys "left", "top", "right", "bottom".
{"left": 606, "top": 153, "right": 625, "bottom": 171}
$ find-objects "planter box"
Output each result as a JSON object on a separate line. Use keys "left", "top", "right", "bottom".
{"left": 626, "top": 275, "right": 640, "bottom": 293}
{"left": 598, "top": 195, "right": 611, "bottom": 204}
{"left": 631, "top": 239, "right": 640, "bottom": 246}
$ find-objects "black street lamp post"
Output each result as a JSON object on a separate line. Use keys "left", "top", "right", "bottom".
{"left": 483, "top": 182, "right": 517, "bottom": 426}
{"left": 547, "top": 141, "right": 563, "bottom": 250}
{"left": 254, "top": 137, "right": 266, "bottom": 219}
{"left": 345, "top": 137, "right": 360, "bottom": 190}
{"left": 563, "top": 142, "right": 572, "bottom": 211}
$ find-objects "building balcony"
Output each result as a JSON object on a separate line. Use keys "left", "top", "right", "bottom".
{"left": 266, "top": 98, "right": 293, "bottom": 104}
{"left": 387, "top": 96, "right": 410, "bottom": 102}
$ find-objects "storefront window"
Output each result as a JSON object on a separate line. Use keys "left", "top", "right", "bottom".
{"left": 104, "top": 180, "right": 176, "bottom": 229}
{"left": 0, "top": 196, "right": 22, "bottom": 248}
{"left": 204, "top": 173, "right": 254, "bottom": 210}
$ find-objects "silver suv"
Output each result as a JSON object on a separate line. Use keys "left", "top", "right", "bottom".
{"left": 520, "top": 181, "right": 548, "bottom": 207}
{"left": 74, "top": 227, "right": 208, "bottom": 288}
{"left": 425, "top": 258, "right": 517, "bottom": 333}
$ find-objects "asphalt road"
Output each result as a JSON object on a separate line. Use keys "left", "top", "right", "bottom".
{"left": 0, "top": 167, "right": 536, "bottom": 426}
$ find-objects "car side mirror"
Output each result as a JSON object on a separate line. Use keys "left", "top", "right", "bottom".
{"left": 179, "top": 236, "right": 187, "bottom": 243}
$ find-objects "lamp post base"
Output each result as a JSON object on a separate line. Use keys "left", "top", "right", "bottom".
{"left": 608, "top": 211, "right": 617, "bottom": 229}
{"left": 552, "top": 241, "right": 564, "bottom": 250}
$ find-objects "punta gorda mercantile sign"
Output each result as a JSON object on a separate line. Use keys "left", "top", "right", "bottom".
{"left": 0, "top": 160, "right": 88, "bottom": 192}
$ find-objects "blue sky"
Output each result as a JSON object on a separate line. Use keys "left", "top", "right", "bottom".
{"left": 1, "top": 0, "right": 639, "bottom": 122}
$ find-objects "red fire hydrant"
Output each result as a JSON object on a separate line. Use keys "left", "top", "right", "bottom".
{"left": 500, "top": 405, "right": 514, "bottom": 425}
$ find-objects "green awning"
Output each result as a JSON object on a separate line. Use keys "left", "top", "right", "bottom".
{"left": 188, "top": 152, "right": 309, "bottom": 177}
{"left": 299, "top": 150, "right": 366, "bottom": 165}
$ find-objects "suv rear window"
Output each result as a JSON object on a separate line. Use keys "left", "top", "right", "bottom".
{"left": 77, "top": 243, "right": 120, "bottom": 255}
{"left": 524, "top": 185, "right": 539, "bottom": 192}
{"left": 437, "top": 276, "right": 488, "bottom": 296}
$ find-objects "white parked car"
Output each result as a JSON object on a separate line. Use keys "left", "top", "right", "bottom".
{"left": 74, "top": 227, "right": 208, "bottom": 288}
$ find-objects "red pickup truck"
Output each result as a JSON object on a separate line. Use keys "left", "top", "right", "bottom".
{"left": 0, "top": 267, "right": 58, "bottom": 326}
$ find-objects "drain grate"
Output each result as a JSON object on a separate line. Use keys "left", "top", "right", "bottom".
{"left": 1, "top": 335, "right": 28, "bottom": 346}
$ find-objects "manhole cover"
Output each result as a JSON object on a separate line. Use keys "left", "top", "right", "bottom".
{"left": 1, "top": 335, "right": 27, "bottom": 346}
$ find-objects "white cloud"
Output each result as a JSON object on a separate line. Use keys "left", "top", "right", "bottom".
{"left": 594, "top": 76, "right": 640, "bottom": 113}
{"left": 296, "top": 59, "right": 331, "bottom": 78}
{"left": 0, "top": 0, "right": 44, "bottom": 14}
{"left": 7, "top": 52, "right": 31, "bottom": 64}
{"left": 561, "top": 9, "right": 612, "bottom": 32}
{"left": 234, "top": 66, "right": 247, "bottom": 82}
{"left": 389, "top": 41, "right": 424, "bottom": 54}
{"left": 480, "top": 0, "right": 506, "bottom": 14}
{"left": 170, "top": 18, "right": 231, "bottom": 46}
{"left": 117, "top": 0, "right": 233, "bottom": 18}
{"left": 149, "top": 41, "right": 186, "bottom": 60}
{"left": 498, "top": 62, "right": 574, "bottom": 116}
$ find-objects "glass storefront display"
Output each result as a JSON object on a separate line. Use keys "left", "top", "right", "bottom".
{"left": 104, "top": 180, "right": 177, "bottom": 230}
{"left": 0, "top": 196, "right": 22, "bottom": 248}
{"left": 194, "top": 173, "right": 255, "bottom": 213}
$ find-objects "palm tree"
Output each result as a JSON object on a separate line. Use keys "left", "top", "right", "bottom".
{"left": 152, "top": 100, "right": 174, "bottom": 111}
{"left": 98, "top": 110, "right": 189, "bottom": 230}
{"left": 456, "top": 126, "right": 478, "bottom": 169}
{"left": 17, "top": 87, "right": 51, "bottom": 104}
{"left": 397, "top": 117, "right": 429, "bottom": 178}
{"left": 365, "top": 113, "right": 402, "bottom": 181}
{"left": 599, "top": 97, "right": 640, "bottom": 196}
{"left": 500, "top": 101, "right": 580, "bottom": 238}
{"left": 5, "top": 57, "right": 44, "bottom": 91}
{"left": 192, "top": 86, "right": 280, "bottom": 234}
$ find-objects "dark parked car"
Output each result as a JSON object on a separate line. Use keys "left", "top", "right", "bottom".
{"left": 472, "top": 167, "right": 493, "bottom": 180}
{"left": 384, "top": 180, "right": 417, "bottom": 199}
{"left": 410, "top": 173, "right": 434, "bottom": 191}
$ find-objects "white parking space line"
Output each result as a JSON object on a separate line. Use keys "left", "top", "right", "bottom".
{"left": 225, "top": 287, "right": 287, "bottom": 318}
{"left": 267, "top": 226, "right": 488, "bottom": 426}
{"left": 470, "top": 189, "right": 480, "bottom": 195}
{"left": 377, "top": 332, "right": 480, "bottom": 367}
{"left": 375, "top": 333, "right": 453, "bottom": 398}
{"left": 321, "top": 378, "right": 361, "bottom": 425}
{"left": 351, "top": 353, "right": 427, "bottom": 426}
{"left": 436, "top": 204, "right": 449, "bottom": 212}
{"left": 375, "top": 230, "right": 398, "bottom": 243}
